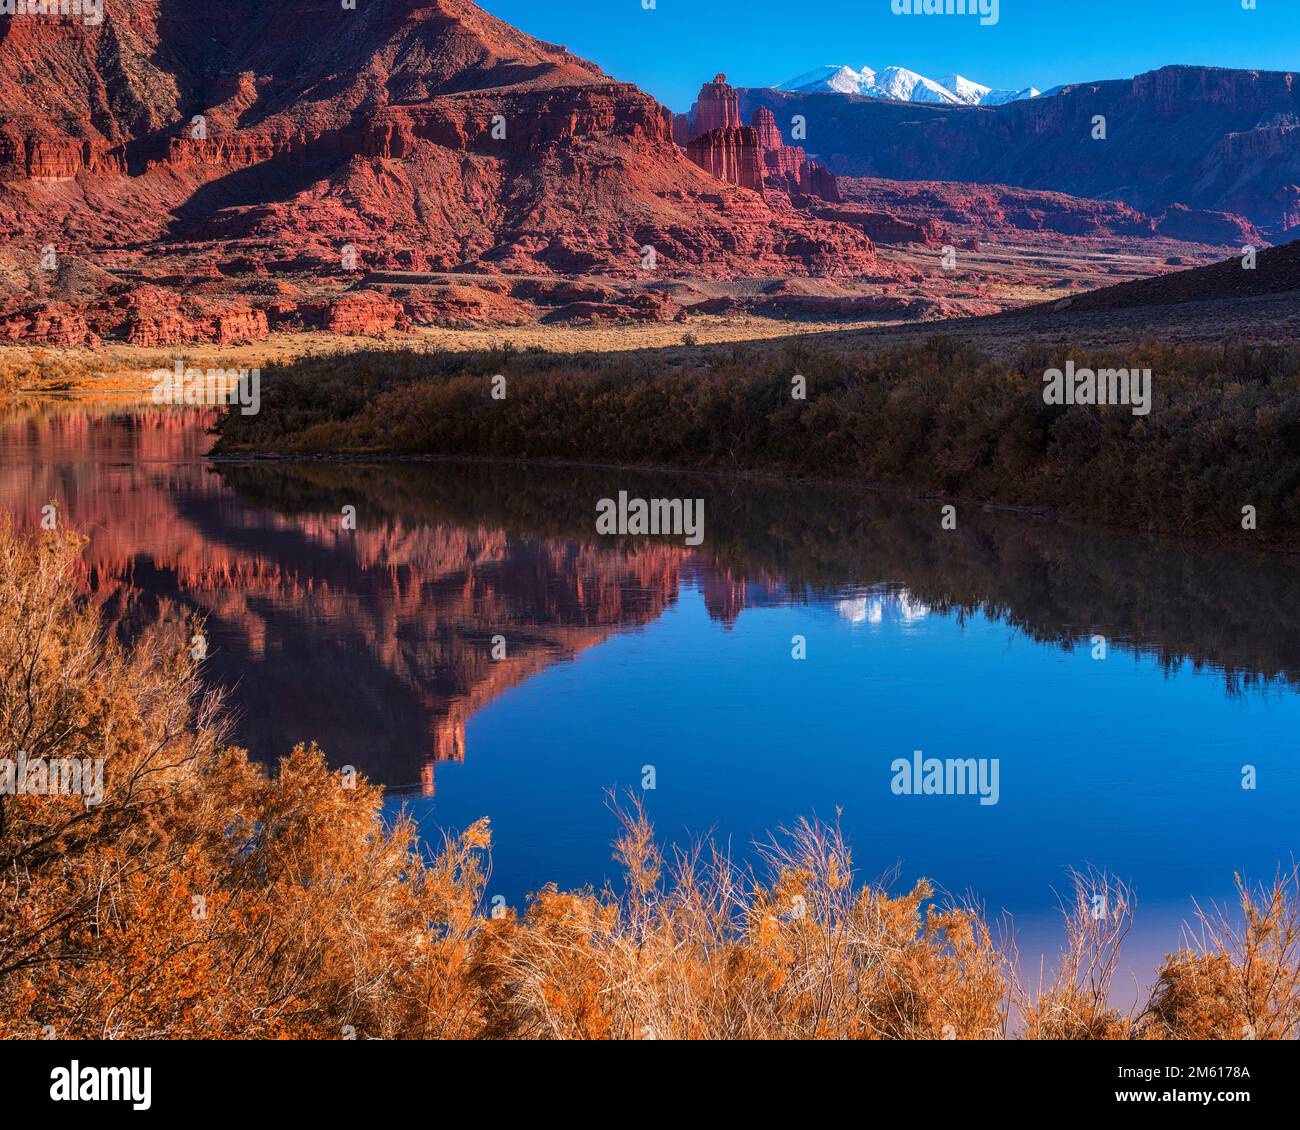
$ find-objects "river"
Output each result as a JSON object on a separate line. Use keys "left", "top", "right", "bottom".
{"left": 4, "top": 396, "right": 1298, "bottom": 995}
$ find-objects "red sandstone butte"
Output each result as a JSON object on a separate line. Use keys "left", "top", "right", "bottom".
{"left": 301, "top": 293, "right": 411, "bottom": 336}
{"left": 691, "top": 74, "right": 746, "bottom": 136}
{"left": 0, "top": 304, "right": 99, "bottom": 348}
{"left": 678, "top": 77, "right": 841, "bottom": 206}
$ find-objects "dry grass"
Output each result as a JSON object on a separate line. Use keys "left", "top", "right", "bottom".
{"left": 0, "top": 315, "right": 905, "bottom": 395}
{"left": 1144, "top": 871, "right": 1300, "bottom": 1039}
{"left": 0, "top": 516, "right": 1296, "bottom": 1039}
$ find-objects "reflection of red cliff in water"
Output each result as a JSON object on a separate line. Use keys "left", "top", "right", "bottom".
{"left": 698, "top": 571, "right": 749, "bottom": 629}
{"left": 2, "top": 403, "right": 781, "bottom": 793}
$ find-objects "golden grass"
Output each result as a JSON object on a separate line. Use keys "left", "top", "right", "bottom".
{"left": 0, "top": 315, "right": 909, "bottom": 395}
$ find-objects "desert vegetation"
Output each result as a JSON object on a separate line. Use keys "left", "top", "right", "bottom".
{"left": 0, "top": 350, "right": 130, "bottom": 395}
{"left": 212, "top": 336, "right": 1300, "bottom": 546}
{"left": 1, "top": 515, "right": 1298, "bottom": 1039}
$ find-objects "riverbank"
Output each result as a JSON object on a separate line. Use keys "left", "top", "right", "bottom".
{"left": 210, "top": 335, "right": 1300, "bottom": 548}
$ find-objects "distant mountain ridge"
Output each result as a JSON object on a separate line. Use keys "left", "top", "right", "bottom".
{"left": 773, "top": 64, "right": 1040, "bottom": 106}
{"left": 741, "top": 65, "right": 1300, "bottom": 235}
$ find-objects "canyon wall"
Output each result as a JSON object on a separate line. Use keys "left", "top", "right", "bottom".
{"left": 0, "top": 0, "right": 879, "bottom": 302}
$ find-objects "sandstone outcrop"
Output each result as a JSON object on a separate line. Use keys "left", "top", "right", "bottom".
{"left": 685, "top": 127, "right": 767, "bottom": 195}
{"left": 0, "top": 304, "right": 99, "bottom": 348}
{"left": 678, "top": 78, "right": 841, "bottom": 205}
{"left": 1, "top": 9, "right": 1278, "bottom": 347}
{"left": 297, "top": 293, "right": 410, "bottom": 336}
{"left": 807, "top": 205, "right": 943, "bottom": 246}
{"left": 692, "top": 75, "right": 745, "bottom": 135}
{"left": 835, "top": 178, "right": 1265, "bottom": 247}
{"left": 748, "top": 107, "right": 839, "bottom": 202}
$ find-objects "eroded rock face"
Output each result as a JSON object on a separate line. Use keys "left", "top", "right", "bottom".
{"left": 796, "top": 162, "right": 840, "bottom": 203}
{"left": 692, "top": 74, "right": 745, "bottom": 136}
{"left": 808, "top": 205, "right": 943, "bottom": 246}
{"left": 301, "top": 293, "right": 411, "bottom": 336}
{"left": 0, "top": 0, "right": 883, "bottom": 348}
{"left": 59, "top": 286, "right": 271, "bottom": 347}
{"left": 747, "top": 106, "right": 839, "bottom": 202}
{"left": 0, "top": 304, "right": 99, "bottom": 348}
{"left": 678, "top": 82, "right": 843, "bottom": 205}
{"left": 1154, "top": 205, "right": 1264, "bottom": 246}
{"left": 834, "top": 178, "right": 1265, "bottom": 247}
{"left": 750, "top": 106, "right": 785, "bottom": 152}
{"left": 686, "top": 127, "right": 767, "bottom": 195}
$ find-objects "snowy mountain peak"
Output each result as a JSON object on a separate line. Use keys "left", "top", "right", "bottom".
{"left": 773, "top": 64, "right": 1041, "bottom": 107}
{"left": 936, "top": 73, "right": 992, "bottom": 105}
{"left": 981, "top": 84, "right": 1042, "bottom": 106}
{"left": 872, "top": 66, "right": 963, "bottom": 105}
{"left": 774, "top": 65, "right": 872, "bottom": 96}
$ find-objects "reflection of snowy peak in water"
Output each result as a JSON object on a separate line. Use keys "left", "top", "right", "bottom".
{"left": 836, "top": 588, "right": 931, "bottom": 625}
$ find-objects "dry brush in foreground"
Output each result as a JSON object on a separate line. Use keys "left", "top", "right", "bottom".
{"left": 0, "top": 518, "right": 1297, "bottom": 1039}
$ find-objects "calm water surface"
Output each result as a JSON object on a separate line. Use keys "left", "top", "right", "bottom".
{"left": 4, "top": 397, "right": 1299, "bottom": 988}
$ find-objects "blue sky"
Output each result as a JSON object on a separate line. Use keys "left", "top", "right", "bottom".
{"left": 479, "top": 0, "right": 1299, "bottom": 110}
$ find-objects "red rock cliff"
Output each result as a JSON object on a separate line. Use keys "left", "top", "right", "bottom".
{"left": 0, "top": 0, "right": 880, "bottom": 295}
{"left": 686, "top": 127, "right": 766, "bottom": 196}
{"left": 679, "top": 83, "right": 843, "bottom": 205}
{"left": 691, "top": 74, "right": 744, "bottom": 136}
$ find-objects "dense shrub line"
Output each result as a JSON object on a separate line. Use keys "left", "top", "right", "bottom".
{"left": 213, "top": 337, "right": 1300, "bottom": 543}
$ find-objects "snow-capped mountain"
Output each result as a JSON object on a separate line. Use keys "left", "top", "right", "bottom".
{"left": 980, "top": 86, "right": 1042, "bottom": 106}
{"left": 936, "top": 72, "right": 991, "bottom": 104}
{"left": 872, "top": 66, "right": 965, "bottom": 104}
{"left": 835, "top": 589, "right": 931, "bottom": 627}
{"left": 775, "top": 64, "right": 877, "bottom": 96}
{"left": 774, "top": 65, "right": 1040, "bottom": 107}
{"left": 940, "top": 73, "right": 1043, "bottom": 106}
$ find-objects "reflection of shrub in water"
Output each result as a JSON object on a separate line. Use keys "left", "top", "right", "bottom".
{"left": 217, "top": 458, "right": 1300, "bottom": 695}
